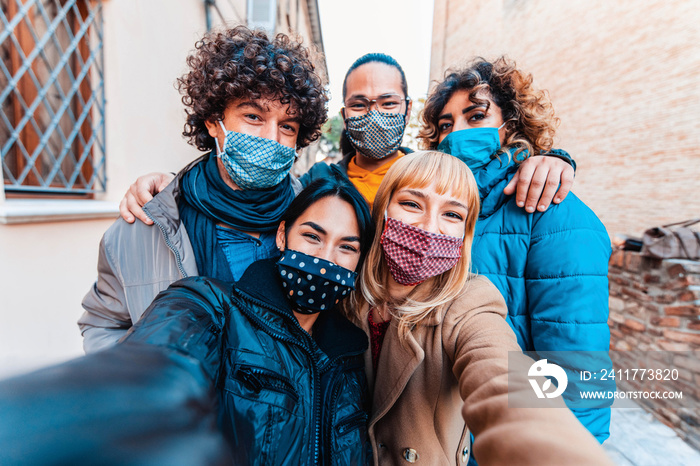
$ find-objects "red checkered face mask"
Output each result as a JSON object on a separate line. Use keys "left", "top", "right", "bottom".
{"left": 380, "top": 215, "right": 464, "bottom": 286}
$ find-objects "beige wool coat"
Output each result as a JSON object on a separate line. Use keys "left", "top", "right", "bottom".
{"left": 354, "top": 275, "right": 612, "bottom": 466}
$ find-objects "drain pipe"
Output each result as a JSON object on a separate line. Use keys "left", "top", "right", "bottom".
{"left": 204, "top": 0, "right": 214, "bottom": 31}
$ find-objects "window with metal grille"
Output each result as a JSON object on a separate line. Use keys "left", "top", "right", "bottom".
{"left": 1, "top": 0, "right": 105, "bottom": 196}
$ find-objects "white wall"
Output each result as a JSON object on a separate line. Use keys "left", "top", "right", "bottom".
{"left": 0, "top": 219, "right": 112, "bottom": 377}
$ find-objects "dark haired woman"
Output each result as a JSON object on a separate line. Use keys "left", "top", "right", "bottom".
{"left": 1, "top": 177, "right": 373, "bottom": 465}
{"left": 212, "top": 175, "right": 374, "bottom": 464}
{"left": 79, "top": 26, "right": 329, "bottom": 353}
{"left": 419, "top": 56, "right": 612, "bottom": 443}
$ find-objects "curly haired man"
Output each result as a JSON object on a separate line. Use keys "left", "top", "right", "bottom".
{"left": 79, "top": 26, "right": 328, "bottom": 352}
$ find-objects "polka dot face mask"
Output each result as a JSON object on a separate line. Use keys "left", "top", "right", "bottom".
{"left": 276, "top": 249, "right": 358, "bottom": 315}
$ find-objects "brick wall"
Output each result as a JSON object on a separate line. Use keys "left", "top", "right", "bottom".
{"left": 608, "top": 250, "right": 700, "bottom": 448}
{"left": 430, "top": 0, "right": 700, "bottom": 237}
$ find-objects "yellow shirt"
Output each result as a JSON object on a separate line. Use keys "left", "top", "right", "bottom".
{"left": 346, "top": 152, "right": 405, "bottom": 207}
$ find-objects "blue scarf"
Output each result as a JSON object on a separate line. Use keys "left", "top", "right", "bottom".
{"left": 179, "top": 153, "right": 294, "bottom": 281}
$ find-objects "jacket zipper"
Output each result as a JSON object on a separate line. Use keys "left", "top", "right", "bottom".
{"left": 230, "top": 290, "right": 328, "bottom": 465}
{"left": 326, "top": 372, "right": 343, "bottom": 465}
{"left": 144, "top": 207, "right": 188, "bottom": 278}
{"left": 324, "top": 354, "right": 366, "bottom": 465}
{"left": 313, "top": 370, "right": 321, "bottom": 465}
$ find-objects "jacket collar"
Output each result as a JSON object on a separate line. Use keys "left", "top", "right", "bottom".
{"left": 235, "top": 258, "right": 368, "bottom": 359}
{"left": 471, "top": 151, "right": 520, "bottom": 219}
{"left": 355, "top": 303, "right": 425, "bottom": 427}
{"left": 141, "top": 153, "right": 209, "bottom": 235}
{"left": 338, "top": 146, "right": 414, "bottom": 170}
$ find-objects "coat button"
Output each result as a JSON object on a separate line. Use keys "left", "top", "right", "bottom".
{"left": 461, "top": 445, "right": 470, "bottom": 463}
{"left": 403, "top": 448, "right": 419, "bottom": 463}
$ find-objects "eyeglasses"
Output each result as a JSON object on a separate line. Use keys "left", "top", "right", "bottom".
{"left": 343, "top": 94, "right": 410, "bottom": 115}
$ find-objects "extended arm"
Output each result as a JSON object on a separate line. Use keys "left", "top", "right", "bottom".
{"left": 1, "top": 277, "right": 232, "bottom": 465}
{"left": 444, "top": 277, "right": 613, "bottom": 465}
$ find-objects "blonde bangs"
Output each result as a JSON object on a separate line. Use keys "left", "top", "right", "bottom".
{"left": 389, "top": 152, "right": 474, "bottom": 206}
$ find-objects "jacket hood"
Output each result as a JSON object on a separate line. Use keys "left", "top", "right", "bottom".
{"left": 235, "top": 258, "right": 368, "bottom": 359}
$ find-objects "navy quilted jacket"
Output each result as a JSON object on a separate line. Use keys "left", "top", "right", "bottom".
{"left": 468, "top": 150, "right": 612, "bottom": 443}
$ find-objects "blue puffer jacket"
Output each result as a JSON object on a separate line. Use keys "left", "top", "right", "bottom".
{"left": 469, "top": 151, "right": 612, "bottom": 443}
{"left": 218, "top": 258, "right": 371, "bottom": 465}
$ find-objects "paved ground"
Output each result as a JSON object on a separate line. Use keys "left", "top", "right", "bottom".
{"left": 604, "top": 403, "right": 700, "bottom": 465}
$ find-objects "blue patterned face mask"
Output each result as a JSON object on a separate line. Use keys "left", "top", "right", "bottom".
{"left": 345, "top": 110, "right": 407, "bottom": 160}
{"left": 437, "top": 123, "right": 506, "bottom": 171}
{"left": 276, "top": 249, "right": 357, "bottom": 315}
{"left": 215, "top": 121, "right": 297, "bottom": 190}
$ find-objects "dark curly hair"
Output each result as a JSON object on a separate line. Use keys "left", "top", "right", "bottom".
{"left": 178, "top": 26, "right": 328, "bottom": 150}
{"left": 419, "top": 56, "right": 559, "bottom": 161}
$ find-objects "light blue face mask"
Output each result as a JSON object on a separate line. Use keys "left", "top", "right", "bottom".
{"left": 215, "top": 120, "right": 297, "bottom": 190}
{"left": 436, "top": 123, "right": 506, "bottom": 171}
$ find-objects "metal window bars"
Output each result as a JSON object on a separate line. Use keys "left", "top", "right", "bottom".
{"left": 1, "top": 0, "right": 105, "bottom": 194}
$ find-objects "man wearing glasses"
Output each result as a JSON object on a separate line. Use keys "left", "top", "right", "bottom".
{"left": 300, "top": 53, "right": 412, "bottom": 206}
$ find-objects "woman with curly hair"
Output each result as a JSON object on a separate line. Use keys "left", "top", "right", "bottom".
{"left": 419, "top": 57, "right": 612, "bottom": 443}
{"left": 79, "top": 26, "right": 329, "bottom": 353}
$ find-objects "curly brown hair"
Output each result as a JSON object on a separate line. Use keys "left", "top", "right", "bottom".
{"left": 178, "top": 26, "right": 328, "bottom": 150}
{"left": 419, "top": 56, "right": 559, "bottom": 161}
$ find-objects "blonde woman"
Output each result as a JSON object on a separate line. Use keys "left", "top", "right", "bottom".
{"left": 350, "top": 150, "right": 611, "bottom": 465}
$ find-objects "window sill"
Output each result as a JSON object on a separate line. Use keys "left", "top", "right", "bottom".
{"left": 0, "top": 199, "right": 119, "bottom": 224}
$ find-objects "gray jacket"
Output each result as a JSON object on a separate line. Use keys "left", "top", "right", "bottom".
{"left": 79, "top": 158, "right": 303, "bottom": 353}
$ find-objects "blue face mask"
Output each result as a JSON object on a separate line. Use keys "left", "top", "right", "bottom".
{"left": 436, "top": 124, "right": 505, "bottom": 171}
{"left": 215, "top": 121, "right": 297, "bottom": 190}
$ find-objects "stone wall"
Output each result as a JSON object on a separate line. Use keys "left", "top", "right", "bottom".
{"left": 608, "top": 249, "right": 700, "bottom": 449}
